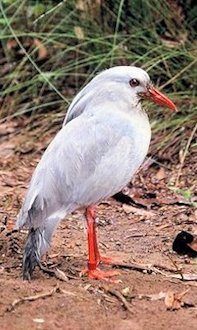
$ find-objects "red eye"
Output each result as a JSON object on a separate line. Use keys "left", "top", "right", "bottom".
{"left": 129, "top": 78, "right": 139, "bottom": 87}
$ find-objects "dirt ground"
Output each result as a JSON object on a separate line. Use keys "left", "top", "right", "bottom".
{"left": 0, "top": 119, "right": 197, "bottom": 330}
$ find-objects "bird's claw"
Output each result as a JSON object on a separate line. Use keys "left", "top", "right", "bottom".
{"left": 98, "top": 256, "right": 116, "bottom": 265}
{"left": 80, "top": 267, "right": 120, "bottom": 282}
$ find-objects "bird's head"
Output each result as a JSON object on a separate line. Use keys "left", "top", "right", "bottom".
{"left": 65, "top": 66, "right": 176, "bottom": 125}
{"left": 94, "top": 66, "right": 176, "bottom": 111}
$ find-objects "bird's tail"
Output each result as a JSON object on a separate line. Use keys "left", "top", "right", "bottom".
{"left": 23, "top": 227, "right": 49, "bottom": 280}
{"left": 22, "top": 215, "right": 63, "bottom": 280}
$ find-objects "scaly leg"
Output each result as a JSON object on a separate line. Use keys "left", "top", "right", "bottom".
{"left": 90, "top": 208, "right": 116, "bottom": 265}
{"left": 81, "top": 206, "right": 119, "bottom": 280}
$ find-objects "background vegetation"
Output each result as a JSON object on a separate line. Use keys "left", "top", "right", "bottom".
{"left": 0, "top": 0, "right": 196, "bottom": 157}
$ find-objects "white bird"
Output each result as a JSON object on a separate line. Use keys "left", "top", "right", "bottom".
{"left": 16, "top": 66, "right": 176, "bottom": 281}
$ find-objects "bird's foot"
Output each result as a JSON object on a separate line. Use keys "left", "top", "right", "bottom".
{"left": 80, "top": 267, "right": 120, "bottom": 282}
{"left": 98, "top": 255, "right": 117, "bottom": 265}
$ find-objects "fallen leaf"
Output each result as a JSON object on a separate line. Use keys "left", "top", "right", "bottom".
{"left": 122, "top": 204, "right": 155, "bottom": 217}
{"left": 165, "top": 290, "right": 175, "bottom": 310}
{"left": 0, "top": 63, "right": 13, "bottom": 75}
{"left": 54, "top": 268, "right": 69, "bottom": 282}
{"left": 130, "top": 192, "right": 158, "bottom": 208}
{"left": 33, "top": 38, "right": 48, "bottom": 60}
{"left": 0, "top": 122, "right": 18, "bottom": 137}
{"left": 160, "top": 33, "right": 187, "bottom": 48}
{"left": 83, "top": 284, "right": 92, "bottom": 291}
{"left": 176, "top": 289, "right": 190, "bottom": 301}
{"left": 74, "top": 26, "right": 85, "bottom": 40}
{"left": 139, "top": 291, "right": 166, "bottom": 301}
{"left": 48, "top": 253, "right": 59, "bottom": 259}
{"left": 58, "top": 288, "right": 76, "bottom": 296}
{"left": 0, "top": 142, "right": 15, "bottom": 157}
{"left": 149, "top": 292, "right": 166, "bottom": 301}
{"left": 165, "top": 289, "right": 190, "bottom": 310}
{"left": 157, "top": 224, "right": 171, "bottom": 230}
{"left": 76, "top": 0, "right": 86, "bottom": 11}
{"left": 161, "top": 38, "right": 181, "bottom": 48}
{"left": 189, "top": 241, "right": 197, "bottom": 253}
{"left": 121, "top": 287, "right": 130, "bottom": 297}
{"left": 6, "top": 39, "right": 17, "bottom": 49}
{"left": 156, "top": 167, "right": 166, "bottom": 180}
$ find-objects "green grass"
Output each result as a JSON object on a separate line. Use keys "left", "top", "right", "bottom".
{"left": 0, "top": 0, "right": 196, "bottom": 151}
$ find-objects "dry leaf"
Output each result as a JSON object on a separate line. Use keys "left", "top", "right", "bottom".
{"left": 0, "top": 122, "right": 18, "bottom": 137}
{"left": 165, "top": 289, "right": 190, "bottom": 310}
{"left": 6, "top": 39, "right": 17, "bottom": 49}
{"left": 122, "top": 204, "right": 155, "bottom": 217}
{"left": 156, "top": 167, "right": 166, "bottom": 180}
{"left": 121, "top": 287, "right": 130, "bottom": 297}
{"left": 139, "top": 292, "right": 166, "bottom": 301}
{"left": 161, "top": 38, "right": 181, "bottom": 48}
{"left": 59, "top": 288, "right": 76, "bottom": 296}
{"left": 48, "top": 253, "right": 59, "bottom": 259}
{"left": 176, "top": 289, "right": 190, "bottom": 301}
{"left": 165, "top": 290, "right": 175, "bottom": 310}
{"left": 0, "top": 142, "right": 15, "bottom": 157}
{"left": 74, "top": 26, "right": 85, "bottom": 40}
{"left": 157, "top": 224, "right": 171, "bottom": 230}
{"left": 148, "top": 292, "right": 166, "bottom": 301}
{"left": 54, "top": 268, "right": 69, "bottom": 282}
{"left": 130, "top": 191, "right": 158, "bottom": 208}
{"left": 33, "top": 38, "right": 48, "bottom": 60}
{"left": 76, "top": 0, "right": 86, "bottom": 11}
{"left": 161, "top": 33, "right": 187, "bottom": 48}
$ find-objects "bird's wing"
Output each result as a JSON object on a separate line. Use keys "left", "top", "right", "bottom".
{"left": 63, "top": 85, "right": 92, "bottom": 125}
{"left": 16, "top": 110, "right": 141, "bottom": 230}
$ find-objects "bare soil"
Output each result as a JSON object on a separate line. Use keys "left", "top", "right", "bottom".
{"left": 0, "top": 120, "right": 197, "bottom": 330}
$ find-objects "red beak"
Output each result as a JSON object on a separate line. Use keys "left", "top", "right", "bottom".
{"left": 146, "top": 86, "right": 177, "bottom": 111}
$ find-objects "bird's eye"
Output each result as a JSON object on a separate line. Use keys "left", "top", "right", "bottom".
{"left": 129, "top": 78, "right": 139, "bottom": 87}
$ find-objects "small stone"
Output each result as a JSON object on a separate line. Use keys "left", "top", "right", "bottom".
{"left": 33, "top": 318, "right": 45, "bottom": 324}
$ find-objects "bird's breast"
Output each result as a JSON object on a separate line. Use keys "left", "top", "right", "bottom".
{"left": 123, "top": 112, "right": 151, "bottom": 177}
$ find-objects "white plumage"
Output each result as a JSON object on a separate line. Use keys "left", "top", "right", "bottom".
{"left": 16, "top": 66, "right": 175, "bottom": 280}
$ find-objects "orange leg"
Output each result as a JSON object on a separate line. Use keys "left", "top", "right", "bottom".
{"left": 90, "top": 208, "right": 115, "bottom": 266}
{"left": 81, "top": 206, "right": 119, "bottom": 280}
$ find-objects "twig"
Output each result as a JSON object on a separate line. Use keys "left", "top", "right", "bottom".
{"left": 166, "top": 254, "right": 184, "bottom": 279}
{"left": 170, "top": 273, "right": 197, "bottom": 281}
{"left": 112, "top": 261, "right": 151, "bottom": 272}
{"left": 101, "top": 285, "right": 133, "bottom": 313}
{"left": 151, "top": 262, "right": 181, "bottom": 274}
{"left": 39, "top": 262, "right": 78, "bottom": 280}
{"left": 7, "top": 286, "right": 59, "bottom": 312}
{"left": 112, "top": 261, "right": 176, "bottom": 274}
{"left": 112, "top": 261, "right": 197, "bottom": 282}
